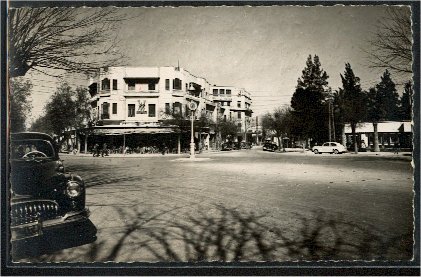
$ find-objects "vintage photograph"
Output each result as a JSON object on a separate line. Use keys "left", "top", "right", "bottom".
{"left": 6, "top": 1, "right": 416, "bottom": 265}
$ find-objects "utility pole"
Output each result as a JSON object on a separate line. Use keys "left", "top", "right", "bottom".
{"left": 328, "top": 100, "right": 332, "bottom": 141}
{"left": 244, "top": 114, "right": 247, "bottom": 143}
{"left": 332, "top": 102, "right": 336, "bottom": 141}
{"left": 256, "top": 116, "right": 259, "bottom": 145}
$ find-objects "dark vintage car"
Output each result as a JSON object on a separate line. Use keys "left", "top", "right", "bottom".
{"left": 221, "top": 142, "right": 233, "bottom": 151}
{"left": 263, "top": 142, "right": 278, "bottom": 152}
{"left": 240, "top": 141, "right": 252, "bottom": 149}
{"left": 9, "top": 132, "right": 96, "bottom": 258}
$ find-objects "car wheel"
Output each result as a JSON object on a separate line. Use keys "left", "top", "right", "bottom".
{"left": 313, "top": 149, "right": 319, "bottom": 154}
{"left": 333, "top": 149, "right": 339, "bottom": 154}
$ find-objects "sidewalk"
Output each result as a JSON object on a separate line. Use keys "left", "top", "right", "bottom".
{"left": 61, "top": 150, "right": 221, "bottom": 158}
{"left": 276, "top": 148, "right": 412, "bottom": 158}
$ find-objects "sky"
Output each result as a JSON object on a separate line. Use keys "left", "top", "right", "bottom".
{"left": 24, "top": 4, "right": 413, "bottom": 122}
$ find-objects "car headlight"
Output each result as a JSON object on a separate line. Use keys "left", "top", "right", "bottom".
{"left": 66, "top": 181, "right": 81, "bottom": 198}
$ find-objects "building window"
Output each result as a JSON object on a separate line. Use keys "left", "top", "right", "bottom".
{"left": 128, "top": 80, "right": 135, "bottom": 90}
{"left": 165, "top": 79, "right": 170, "bottom": 90}
{"left": 213, "top": 89, "right": 218, "bottom": 95}
{"left": 112, "top": 103, "right": 117, "bottom": 114}
{"left": 237, "top": 101, "right": 241, "bottom": 108}
{"left": 173, "top": 78, "right": 182, "bottom": 90}
{"left": 238, "top": 111, "right": 241, "bottom": 119}
{"left": 112, "top": 79, "right": 118, "bottom": 90}
{"left": 165, "top": 103, "right": 170, "bottom": 113}
{"left": 128, "top": 104, "right": 135, "bottom": 117}
{"left": 173, "top": 102, "right": 182, "bottom": 114}
{"left": 227, "top": 102, "right": 231, "bottom": 106}
{"left": 148, "top": 82, "right": 156, "bottom": 90}
{"left": 148, "top": 104, "right": 156, "bottom": 117}
{"left": 101, "top": 78, "right": 110, "bottom": 90}
{"left": 101, "top": 102, "right": 110, "bottom": 119}
{"left": 226, "top": 89, "right": 231, "bottom": 95}
{"left": 224, "top": 115, "right": 227, "bottom": 122}
{"left": 219, "top": 89, "right": 225, "bottom": 95}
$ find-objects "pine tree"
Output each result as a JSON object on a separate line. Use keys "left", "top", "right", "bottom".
{"left": 339, "top": 63, "right": 367, "bottom": 153}
{"left": 291, "top": 55, "right": 329, "bottom": 145}
{"left": 366, "top": 87, "right": 384, "bottom": 152}
{"left": 375, "top": 70, "right": 400, "bottom": 121}
{"left": 399, "top": 81, "right": 412, "bottom": 120}
{"left": 297, "top": 55, "right": 329, "bottom": 92}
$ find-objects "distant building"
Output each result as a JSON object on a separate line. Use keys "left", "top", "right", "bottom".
{"left": 344, "top": 121, "right": 412, "bottom": 150}
{"left": 84, "top": 66, "right": 252, "bottom": 151}
{"left": 210, "top": 86, "right": 253, "bottom": 142}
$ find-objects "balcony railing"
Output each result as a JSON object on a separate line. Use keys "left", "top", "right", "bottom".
{"left": 99, "top": 89, "right": 111, "bottom": 95}
{"left": 172, "top": 90, "right": 185, "bottom": 97}
{"left": 213, "top": 95, "right": 232, "bottom": 101}
{"left": 123, "top": 90, "right": 159, "bottom": 97}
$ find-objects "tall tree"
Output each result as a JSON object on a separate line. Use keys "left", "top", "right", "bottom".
{"left": 261, "top": 107, "right": 293, "bottom": 151}
{"left": 297, "top": 55, "right": 329, "bottom": 92}
{"left": 218, "top": 119, "right": 238, "bottom": 142}
{"left": 339, "top": 63, "right": 367, "bottom": 153}
{"left": 365, "top": 87, "right": 384, "bottom": 152}
{"left": 9, "top": 78, "right": 32, "bottom": 132}
{"left": 366, "top": 7, "right": 412, "bottom": 74}
{"left": 291, "top": 55, "right": 329, "bottom": 145}
{"left": 8, "top": 7, "right": 126, "bottom": 77}
{"left": 375, "top": 70, "right": 400, "bottom": 121}
{"left": 39, "top": 83, "right": 83, "bottom": 145}
{"left": 160, "top": 107, "right": 190, "bottom": 154}
{"left": 399, "top": 81, "right": 413, "bottom": 121}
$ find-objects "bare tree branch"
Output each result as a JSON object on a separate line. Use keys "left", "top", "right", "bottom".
{"left": 364, "top": 7, "right": 413, "bottom": 74}
{"left": 8, "top": 7, "right": 128, "bottom": 77}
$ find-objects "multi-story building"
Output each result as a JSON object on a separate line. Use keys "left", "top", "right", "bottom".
{"left": 86, "top": 66, "right": 252, "bottom": 151}
{"left": 210, "top": 86, "right": 253, "bottom": 142}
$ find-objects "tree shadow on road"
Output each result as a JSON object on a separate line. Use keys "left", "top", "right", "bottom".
{"left": 21, "top": 206, "right": 412, "bottom": 262}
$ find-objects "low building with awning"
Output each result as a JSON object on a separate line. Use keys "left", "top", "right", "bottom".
{"left": 344, "top": 121, "right": 412, "bottom": 150}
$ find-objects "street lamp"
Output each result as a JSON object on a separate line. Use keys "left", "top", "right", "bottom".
{"left": 188, "top": 85, "right": 198, "bottom": 159}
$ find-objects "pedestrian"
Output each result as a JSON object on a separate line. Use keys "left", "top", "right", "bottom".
{"left": 93, "top": 143, "right": 99, "bottom": 157}
{"left": 393, "top": 140, "right": 400, "bottom": 154}
{"left": 102, "top": 143, "right": 108, "bottom": 157}
{"left": 361, "top": 141, "right": 367, "bottom": 152}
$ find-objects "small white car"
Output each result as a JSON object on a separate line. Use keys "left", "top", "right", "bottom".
{"left": 312, "top": 142, "right": 346, "bottom": 154}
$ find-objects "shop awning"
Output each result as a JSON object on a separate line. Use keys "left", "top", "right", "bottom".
{"left": 93, "top": 127, "right": 175, "bottom": 135}
{"left": 344, "top": 121, "right": 412, "bottom": 133}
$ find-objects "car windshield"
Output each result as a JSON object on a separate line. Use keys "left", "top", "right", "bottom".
{"left": 11, "top": 139, "right": 55, "bottom": 159}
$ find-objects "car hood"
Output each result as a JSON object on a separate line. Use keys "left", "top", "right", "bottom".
{"left": 10, "top": 159, "right": 65, "bottom": 196}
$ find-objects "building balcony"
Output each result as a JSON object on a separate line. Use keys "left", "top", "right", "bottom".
{"left": 99, "top": 89, "right": 111, "bottom": 96}
{"left": 185, "top": 94, "right": 201, "bottom": 101}
{"left": 213, "top": 95, "right": 232, "bottom": 101}
{"left": 172, "top": 90, "right": 185, "bottom": 97}
{"left": 123, "top": 90, "right": 160, "bottom": 97}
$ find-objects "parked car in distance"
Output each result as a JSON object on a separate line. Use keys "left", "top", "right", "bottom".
{"left": 221, "top": 142, "right": 233, "bottom": 151}
{"left": 312, "top": 142, "right": 347, "bottom": 154}
{"left": 263, "top": 142, "right": 278, "bottom": 152}
{"left": 9, "top": 132, "right": 96, "bottom": 258}
{"left": 240, "top": 141, "right": 252, "bottom": 149}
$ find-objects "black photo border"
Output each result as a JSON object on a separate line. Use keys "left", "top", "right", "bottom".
{"left": 1, "top": 1, "right": 419, "bottom": 275}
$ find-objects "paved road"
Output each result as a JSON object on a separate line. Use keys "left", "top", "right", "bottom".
{"left": 25, "top": 149, "right": 414, "bottom": 262}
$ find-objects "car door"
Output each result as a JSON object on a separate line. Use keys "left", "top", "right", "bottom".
{"left": 330, "top": 143, "right": 337, "bottom": 152}
{"left": 321, "top": 142, "right": 330, "bottom": 153}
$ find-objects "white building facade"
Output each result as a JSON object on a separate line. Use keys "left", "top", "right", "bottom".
{"left": 86, "top": 66, "right": 252, "bottom": 151}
